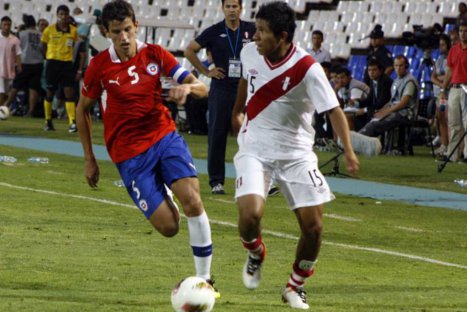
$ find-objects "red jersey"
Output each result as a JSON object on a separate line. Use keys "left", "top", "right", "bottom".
{"left": 447, "top": 43, "right": 467, "bottom": 84}
{"left": 82, "top": 41, "right": 189, "bottom": 163}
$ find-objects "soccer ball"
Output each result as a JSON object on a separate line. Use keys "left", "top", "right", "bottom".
{"left": 171, "top": 276, "right": 216, "bottom": 312}
{"left": 0, "top": 106, "right": 10, "bottom": 120}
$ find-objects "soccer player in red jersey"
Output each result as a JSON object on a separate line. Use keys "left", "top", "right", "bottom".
{"left": 76, "top": 0, "right": 215, "bottom": 286}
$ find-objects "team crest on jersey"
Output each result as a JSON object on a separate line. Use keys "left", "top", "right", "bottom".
{"left": 139, "top": 199, "right": 148, "bottom": 212}
{"left": 146, "top": 63, "right": 159, "bottom": 76}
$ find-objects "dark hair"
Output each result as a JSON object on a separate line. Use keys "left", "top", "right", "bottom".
{"left": 22, "top": 14, "right": 36, "bottom": 28}
{"left": 394, "top": 54, "right": 409, "bottom": 68}
{"left": 312, "top": 30, "right": 324, "bottom": 39}
{"left": 439, "top": 33, "right": 451, "bottom": 51}
{"left": 335, "top": 67, "right": 351, "bottom": 77}
{"left": 56, "top": 4, "right": 70, "bottom": 14}
{"left": 221, "top": 0, "right": 242, "bottom": 6}
{"left": 321, "top": 61, "right": 332, "bottom": 70}
{"left": 1, "top": 16, "right": 12, "bottom": 23}
{"left": 101, "top": 0, "right": 136, "bottom": 30}
{"left": 256, "top": 1, "right": 296, "bottom": 43}
{"left": 367, "top": 59, "right": 384, "bottom": 71}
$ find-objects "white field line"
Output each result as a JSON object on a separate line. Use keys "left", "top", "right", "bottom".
{"left": 1, "top": 182, "right": 466, "bottom": 270}
{"left": 395, "top": 226, "right": 425, "bottom": 233}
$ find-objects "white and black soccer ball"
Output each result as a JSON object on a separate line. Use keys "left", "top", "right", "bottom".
{"left": 171, "top": 276, "right": 216, "bottom": 312}
{"left": 0, "top": 106, "right": 10, "bottom": 120}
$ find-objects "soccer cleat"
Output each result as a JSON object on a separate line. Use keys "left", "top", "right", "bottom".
{"left": 268, "top": 185, "right": 280, "bottom": 196}
{"left": 68, "top": 122, "right": 78, "bottom": 133}
{"left": 242, "top": 253, "right": 264, "bottom": 289}
{"left": 282, "top": 286, "right": 310, "bottom": 310}
{"left": 211, "top": 183, "right": 225, "bottom": 195}
{"left": 44, "top": 120, "right": 55, "bottom": 131}
{"left": 205, "top": 278, "right": 221, "bottom": 299}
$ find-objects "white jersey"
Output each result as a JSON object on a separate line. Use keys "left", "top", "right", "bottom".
{"left": 238, "top": 42, "right": 339, "bottom": 160}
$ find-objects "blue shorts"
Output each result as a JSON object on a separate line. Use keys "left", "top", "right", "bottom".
{"left": 116, "top": 131, "right": 197, "bottom": 219}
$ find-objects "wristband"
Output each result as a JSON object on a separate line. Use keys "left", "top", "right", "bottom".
{"left": 439, "top": 89, "right": 445, "bottom": 92}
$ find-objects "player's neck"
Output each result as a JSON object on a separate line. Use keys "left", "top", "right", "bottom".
{"left": 225, "top": 19, "right": 240, "bottom": 30}
{"left": 266, "top": 42, "right": 292, "bottom": 64}
{"left": 116, "top": 45, "right": 137, "bottom": 62}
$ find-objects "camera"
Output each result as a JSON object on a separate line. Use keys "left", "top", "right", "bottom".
{"left": 402, "top": 23, "right": 442, "bottom": 50}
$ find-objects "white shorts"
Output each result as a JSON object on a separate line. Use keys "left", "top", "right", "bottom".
{"left": 0, "top": 78, "right": 13, "bottom": 94}
{"left": 234, "top": 152, "right": 335, "bottom": 209}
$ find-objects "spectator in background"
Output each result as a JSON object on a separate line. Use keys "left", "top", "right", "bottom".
{"left": 431, "top": 34, "right": 451, "bottom": 157}
{"left": 364, "top": 25, "right": 393, "bottom": 83}
{"left": 359, "top": 55, "right": 419, "bottom": 147}
{"left": 458, "top": 3, "right": 467, "bottom": 26}
{"left": 184, "top": 0, "right": 256, "bottom": 195}
{"left": 37, "top": 19, "right": 49, "bottom": 33}
{"left": 41, "top": 4, "right": 78, "bottom": 132}
{"left": 307, "top": 30, "right": 331, "bottom": 63}
{"left": 334, "top": 67, "right": 370, "bottom": 131}
{"left": 449, "top": 28, "right": 460, "bottom": 46}
{"left": 0, "top": 16, "right": 22, "bottom": 107}
{"left": 4, "top": 14, "right": 43, "bottom": 116}
{"left": 363, "top": 59, "right": 393, "bottom": 119}
{"left": 439, "top": 20, "right": 467, "bottom": 163}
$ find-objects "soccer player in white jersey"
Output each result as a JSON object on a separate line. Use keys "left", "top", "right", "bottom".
{"left": 231, "top": 2, "right": 359, "bottom": 309}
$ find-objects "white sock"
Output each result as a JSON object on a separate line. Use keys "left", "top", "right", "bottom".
{"left": 187, "top": 212, "right": 212, "bottom": 280}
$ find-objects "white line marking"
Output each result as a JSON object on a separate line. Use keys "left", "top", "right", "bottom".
{"left": 1, "top": 182, "right": 466, "bottom": 270}
{"left": 395, "top": 226, "right": 425, "bottom": 233}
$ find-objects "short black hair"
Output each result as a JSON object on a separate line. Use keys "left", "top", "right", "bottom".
{"left": 221, "top": 0, "right": 242, "bottom": 6}
{"left": 439, "top": 33, "right": 451, "bottom": 51}
{"left": 312, "top": 30, "right": 324, "bottom": 39}
{"left": 101, "top": 0, "right": 136, "bottom": 30}
{"left": 367, "top": 59, "right": 384, "bottom": 71}
{"left": 256, "top": 1, "right": 296, "bottom": 43}
{"left": 22, "top": 14, "right": 36, "bottom": 28}
{"left": 335, "top": 67, "right": 351, "bottom": 77}
{"left": 56, "top": 4, "right": 70, "bottom": 14}
{"left": 321, "top": 61, "right": 332, "bottom": 70}
{"left": 1, "top": 16, "right": 12, "bottom": 23}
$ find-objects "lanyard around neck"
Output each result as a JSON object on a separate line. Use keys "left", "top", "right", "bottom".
{"left": 225, "top": 22, "right": 240, "bottom": 58}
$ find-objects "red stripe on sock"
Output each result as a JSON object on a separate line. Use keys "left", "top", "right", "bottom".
{"left": 293, "top": 262, "right": 315, "bottom": 278}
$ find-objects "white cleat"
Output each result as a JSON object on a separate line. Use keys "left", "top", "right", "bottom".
{"left": 282, "top": 286, "right": 310, "bottom": 310}
{"left": 242, "top": 253, "right": 263, "bottom": 289}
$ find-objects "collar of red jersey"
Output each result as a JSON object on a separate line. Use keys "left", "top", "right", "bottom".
{"left": 109, "top": 40, "right": 146, "bottom": 63}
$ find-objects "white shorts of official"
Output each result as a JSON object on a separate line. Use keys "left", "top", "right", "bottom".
{"left": 0, "top": 78, "right": 13, "bottom": 94}
{"left": 234, "top": 152, "right": 335, "bottom": 209}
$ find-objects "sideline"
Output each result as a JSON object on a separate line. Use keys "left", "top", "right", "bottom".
{"left": 1, "top": 181, "right": 466, "bottom": 271}
{"left": 1, "top": 135, "right": 467, "bottom": 211}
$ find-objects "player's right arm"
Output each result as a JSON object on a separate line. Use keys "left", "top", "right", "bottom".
{"left": 76, "top": 95, "right": 99, "bottom": 188}
{"left": 232, "top": 77, "right": 247, "bottom": 135}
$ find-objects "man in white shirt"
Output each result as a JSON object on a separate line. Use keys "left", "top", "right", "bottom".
{"left": 307, "top": 30, "right": 331, "bottom": 63}
{"left": 231, "top": 2, "right": 359, "bottom": 309}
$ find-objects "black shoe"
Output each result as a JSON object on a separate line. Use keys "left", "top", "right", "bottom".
{"left": 458, "top": 158, "right": 467, "bottom": 164}
{"left": 43, "top": 120, "right": 55, "bottom": 131}
{"left": 211, "top": 184, "right": 225, "bottom": 195}
{"left": 268, "top": 185, "right": 280, "bottom": 196}
{"left": 205, "top": 278, "right": 221, "bottom": 298}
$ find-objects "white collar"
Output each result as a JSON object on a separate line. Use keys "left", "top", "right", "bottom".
{"left": 109, "top": 40, "right": 146, "bottom": 63}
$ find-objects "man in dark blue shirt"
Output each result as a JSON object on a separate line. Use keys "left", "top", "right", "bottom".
{"left": 185, "top": 0, "right": 255, "bottom": 194}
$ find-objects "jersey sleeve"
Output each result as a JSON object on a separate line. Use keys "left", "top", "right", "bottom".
{"left": 194, "top": 26, "right": 213, "bottom": 48}
{"left": 159, "top": 47, "right": 190, "bottom": 84}
{"left": 306, "top": 63, "right": 340, "bottom": 114}
{"left": 81, "top": 57, "right": 103, "bottom": 99}
{"left": 41, "top": 26, "right": 49, "bottom": 43}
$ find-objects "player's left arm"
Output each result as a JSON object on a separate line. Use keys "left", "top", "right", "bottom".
{"left": 166, "top": 73, "right": 208, "bottom": 105}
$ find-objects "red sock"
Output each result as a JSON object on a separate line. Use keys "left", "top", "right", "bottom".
{"left": 287, "top": 261, "right": 315, "bottom": 289}
{"left": 241, "top": 235, "right": 266, "bottom": 261}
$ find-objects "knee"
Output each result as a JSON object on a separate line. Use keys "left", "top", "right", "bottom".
{"left": 300, "top": 219, "right": 323, "bottom": 238}
{"left": 179, "top": 195, "right": 204, "bottom": 217}
{"left": 157, "top": 223, "right": 179, "bottom": 238}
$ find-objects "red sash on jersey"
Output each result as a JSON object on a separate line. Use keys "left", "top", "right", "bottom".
{"left": 246, "top": 55, "right": 315, "bottom": 121}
